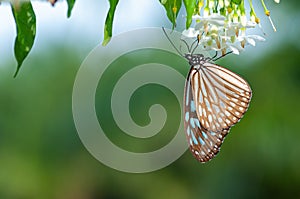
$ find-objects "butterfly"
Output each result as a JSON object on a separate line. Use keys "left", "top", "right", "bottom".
{"left": 162, "top": 28, "right": 252, "bottom": 162}
{"left": 183, "top": 53, "right": 252, "bottom": 162}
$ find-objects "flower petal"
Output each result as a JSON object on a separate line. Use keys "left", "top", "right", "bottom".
{"left": 182, "top": 28, "right": 199, "bottom": 38}
{"left": 228, "top": 43, "right": 245, "bottom": 54}
{"left": 229, "top": 45, "right": 240, "bottom": 54}
{"left": 192, "top": 14, "right": 202, "bottom": 20}
{"left": 195, "top": 21, "right": 205, "bottom": 30}
{"left": 246, "top": 37, "right": 256, "bottom": 46}
{"left": 209, "top": 13, "right": 226, "bottom": 21}
{"left": 248, "top": 35, "right": 266, "bottom": 42}
{"left": 207, "top": 19, "right": 225, "bottom": 26}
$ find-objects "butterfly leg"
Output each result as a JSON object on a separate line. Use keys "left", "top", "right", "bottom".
{"left": 211, "top": 51, "right": 218, "bottom": 59}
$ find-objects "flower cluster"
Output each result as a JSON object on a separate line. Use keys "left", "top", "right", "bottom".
{"left": 182, "top": 0, "right": 279, "bottom": 55}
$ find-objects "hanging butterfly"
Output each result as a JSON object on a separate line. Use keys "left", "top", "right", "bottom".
{"left": 163, "top": 28, "right": 252, "bottom": 162}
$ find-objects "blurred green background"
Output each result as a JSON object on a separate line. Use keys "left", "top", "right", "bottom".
{"left": 1, "top": 1, "right": 300, "bottom": 199}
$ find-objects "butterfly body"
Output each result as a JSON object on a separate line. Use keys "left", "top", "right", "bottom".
{"left": 183, "top": 53, "right": 252, "bottom": 162}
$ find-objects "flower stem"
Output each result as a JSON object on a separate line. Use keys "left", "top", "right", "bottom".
{"left": 239, "top": 0, "right": 245, "bottom": 15}
{"left": 261, "top": 0, "right": 277, "bottom": 32}
{"left": 248, "top": 0, "right": 260, "bottom": 24}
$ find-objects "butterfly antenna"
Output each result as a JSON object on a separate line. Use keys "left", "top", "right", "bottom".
{"left": 189, "top": 38, "right": 198, "bottom": 51}
{"left": 180, "top": 38, "right": 192, "bottom": 53}
{"left": 162, "top": 27, "right": 184, "bottom": 57}
{"left": 212, "top": 51, "right": 233, "bottom": 62}
{"left": 191, "top": 39, "right": 199, "bottom": 55}
{"left": 191, "top": 32, "right": 205, "bottom": 55}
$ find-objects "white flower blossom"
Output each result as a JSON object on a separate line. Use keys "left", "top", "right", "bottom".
{"left": 182, "top": 28, "right": 199, "bottom": 38}
{"left": 237, "top": 35, "right": 266, "bottom": 47}
{"left": 181, "top": 0, "right": 278, "bottom": 55}
{"left": 184, "top": 15, "right": 265, "bottom": 54}
{"left": 192, "top": 13, "right": 226, "bottom": 26}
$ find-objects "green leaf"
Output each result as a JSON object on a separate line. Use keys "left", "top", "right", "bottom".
{"left": 231, "top": 0, "right": 242, "bottom": 5}
{"left": 160, "top": 0, "right": 182, "bottom": 29}
{"left": 102, "top": 0, "right": 119, "bottom": 46}
{"left": 11, "top": 1, "right": 36, "bottom": 77}
{"left": 66, "top": 0, "right": 76, "bottom": 18}
{"left": 183, "top": 0, "right": 196, "bottom": 29}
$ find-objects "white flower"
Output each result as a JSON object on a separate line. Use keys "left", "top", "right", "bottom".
{"left": 274, "top": 0, "right": 280, "bottom": 3}
{"left": 180, "top": 0, "right": 273, "bottom": 56}
{"left": 182, "top": 28, "right": 199, "bottom": 38}
{"left": 193, "top": 13, "right": 226, "bottom": 26}
{"left": 227, "top": 43, "right": 245, "bottom": 55}
{"left": 226, "top": 19, "right": 256, "bottom": 30}
{"left": 237, "top": 34, "right": 265, "bottom": 46}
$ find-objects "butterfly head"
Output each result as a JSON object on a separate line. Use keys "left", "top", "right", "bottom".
{"left": 185, "top": 53, "right": 209, "bottom": 66}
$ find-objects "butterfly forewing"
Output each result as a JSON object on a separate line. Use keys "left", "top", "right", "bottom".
{"left": 190, "top": 62, "right": 252, "bottom": 132}
{"left": 184, "top": 70, "right": 230, "bottom": 162}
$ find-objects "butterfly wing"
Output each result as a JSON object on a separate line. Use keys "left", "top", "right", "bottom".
{"left": 190, "top": 62, "right": 252, "bottom": 132}
{"left": 184, "top": 70, "right": 229, "bottom": 162}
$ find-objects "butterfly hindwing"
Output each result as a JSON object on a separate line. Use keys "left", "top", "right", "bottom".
{"left": 184, "top": 69, "right": 230, "bottom": 162}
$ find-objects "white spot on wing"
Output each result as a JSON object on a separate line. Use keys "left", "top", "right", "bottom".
{"left": 185, "top": 80, "right": 190, "bottom": 106}
{"left": 208, "top": 114, "right": 212, "bottom": 122}
{"left": 203, "top": 108, "right": 207, "bottom": 117}
{"left": 200, "top": 74, "right": 207, "bottom": 97}
{"left": 212, "top": 104, "right": 220, "bottom": 113}
{"left": 218, "top": 117, "right": 222, "bottom": 122}
{"left": 230, "top": 102, "right": 236, "bottom": 107}
{"left": 225, "top": 111, "right": 230, "bottom": 116}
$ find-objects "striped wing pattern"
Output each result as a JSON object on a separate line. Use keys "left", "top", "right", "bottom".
{"left": 184, "top": 61, "right": 252, "bottom": 162}
{"left": 191, "top": 62, "right": 252, "bottom": 132}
